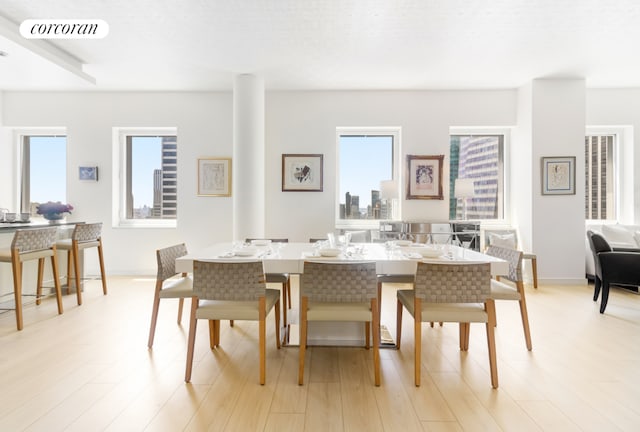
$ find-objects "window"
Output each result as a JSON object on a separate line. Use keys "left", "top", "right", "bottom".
{"left": 19, "top": 133, "right": 67, "bottom": 215}
{"left": 336, "top": 128, "right": 400, "bottom": 227}
{"left": 449, "top": 133, "right": 505, "bottom": 220}
{"left": 114, "top": 128, "right": 178, "bottom": 227}
{"left": 585, "top": 134, "right": 615, "bottom": 220}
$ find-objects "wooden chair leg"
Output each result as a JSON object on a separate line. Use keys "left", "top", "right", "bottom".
{"left": 72, "top": 243, "right": 82, "bottom": 305}
{"left": 185, "top": 297, "right": 199, "bottom": 382}
{"left": 517, "top": 281, "right": 533, "bottom": 350}
{"left": 414, "top": 298, "right": 422, "bottom": 387}
{"left": 485, "top": 299, "right": 499, "bottom": 388}
{"left": 147, "top": 283, "right": 162, "bottom": 348}
{"left": 372, "top": 298, "right": 380, "bottom": 386}
{"left": 66, "top": 250, "right": 73, "bottom": 295}
{"left": 275, "top": 298, "right": 281, "bottom": 349}
{"left": 50, "top": 251, "right": 63, "bottom": 315}
{"left": 12, "top": 257, "right": 23, "bottom": 331}
{"left": 259, "top": 297, "right": 266, "bottom": 385}
{"left": 36, "top": 258, "right": 44, "bottom": 305}
{"left": 377, "top": 281, "right": 383, "bottom": 324}
{"left": 365, "top": 322, "right": 370, "bottom": 349}
{"left": 298, "top": 297, "right": 308, "bottom": 385}
{"left": 208, "top": 320, "right": 216, "bottom": 348}
{"left": 287, "top": 279, "right": 292, "bottom": 309}
{"left": 282, "top": 282, "right": 287, "bottom": 328}
{"left": 531, "top": 257, "right": 538, "bottom": 289}
{"left": 97, "top": 241, "right": 108, "bottom": 295}
{"left": 395, "top": 299, "right": 403, "bottom": 349}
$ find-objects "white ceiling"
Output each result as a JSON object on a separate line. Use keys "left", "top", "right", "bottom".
{"left": 1, "top": 0, "right": 640, "bottom": 91}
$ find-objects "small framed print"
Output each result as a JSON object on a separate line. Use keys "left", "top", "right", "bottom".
{"left": 198, "top": 157, "right": 232, "bottom": 197}
{"left": 79, "top": 166, "right": 98, "bottom": 181}
{"left": 541, "top": 156, "right": 576, "bottom": 195}
{"left": 406, "top": 154, "right": 444, "bottom": 200}
{"left": 282, "top": 154, "right": 323, "bottom": 192}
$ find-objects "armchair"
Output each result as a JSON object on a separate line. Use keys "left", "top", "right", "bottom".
{"left": 587, "top": 230, "right": 640, "bottom": 313}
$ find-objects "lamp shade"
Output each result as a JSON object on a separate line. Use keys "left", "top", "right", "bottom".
{"left": 454, "top": 178, "right": 475, "bottom": 198}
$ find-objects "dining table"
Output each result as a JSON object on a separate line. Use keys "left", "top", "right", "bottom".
{"left": 175, "top": 241, "right": 509, "bottom": 347}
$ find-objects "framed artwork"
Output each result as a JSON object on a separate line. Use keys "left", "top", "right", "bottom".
{"left": 541, "top": 156, "right": 575, "bottom": 195}
{"left": 79, "top": 166, "right": 98, "bottom": 181}
{"left": 198, "top": 157, "right": 232, "bottom": 196}
{"left": 406, "top": 154, "right": 444, "bottom": 200}
{"left": 282, "top": 154, "right": 323, "bottom": 191}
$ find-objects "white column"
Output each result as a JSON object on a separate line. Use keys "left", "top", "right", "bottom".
{"left": 233, "top": 74, "right": 265, "bottom": 241}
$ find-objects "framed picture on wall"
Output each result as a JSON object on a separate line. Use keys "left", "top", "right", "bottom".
{"left": 79, "top": 166, "right": 98, "bottom": 181}
{"left": 282, "top": 154, "right": 323, "bottom": 191}
{"left": 198, "top": 157, "right": 232, "bottom": 196}
{"left": 541, "top": 156, "right": 575, "bottom": 195}
{"left": 406, "top": 154, "right": 444, "bottom": 200}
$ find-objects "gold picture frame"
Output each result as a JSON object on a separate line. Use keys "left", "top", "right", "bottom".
{"left": 197, "top": 157, "right": 232, "bottom": 196}
{"left": 282, "top": 154, "right": 323, "bottom": 192}
{"left": 406, "top": 154, "right": 444, "bottom": 200}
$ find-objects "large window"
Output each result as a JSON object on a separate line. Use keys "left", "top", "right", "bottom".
{"left": 336, "top": 128, "right": 400, "bottom": 226}
{"left": 449, "top": 133, "right": 504, "bottom": 220}
{"left": 114, "top": 128, "right": 178, "bottom": 227}
{"left": 585, "top": 134, "right": 615, "bottom": 220}
{"left": 20, "top": 133, "right": 67, "bottom": 215}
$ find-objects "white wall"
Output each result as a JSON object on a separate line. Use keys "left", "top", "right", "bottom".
{"left": 2, "top": 86, "right": 635, "bottom": 282}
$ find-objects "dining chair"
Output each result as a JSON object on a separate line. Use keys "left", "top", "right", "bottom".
{"left": 0, "top": 227, "right": 63, "bottom": 330}
{"left": 485, "top": 228, "right": 538, "bottom": 288}
{"left": 486, "top": 245, "right": 532, "bottom": 350}
{"left": 56, "top": 222, "right": 107, "bottom": 305}
{"left": 245, "top": 238, "right": 291, "bottom": 325}
{"left": 147, "top": 243, "right": 193, "bottom": 348}
{"left": 298, "top": 261, "right": 380, "bottom": 386}
{"left": 185, "top": 260, "right": 280, "bottom": 385}
{"left": 396, "top": 261, "right": 497, "bottom": 388}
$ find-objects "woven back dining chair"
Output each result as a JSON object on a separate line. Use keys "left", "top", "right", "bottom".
{"left": 396, "top": 261, "right": 497, "bottom": 388}
{"left": 56, "top": 222, "right": 107, "bottom": 305}
{"left": 298, "top": 261, "right": 380, "bottom": 386}
{"left": 147, "top": 243, "right": 193, "bottom": 348}
{"left": 486, "top": 245, "right": 532, "bottom": 350}
{"left": 0, "top": 227, "right": 63, "bottom": 330}
{"left": 185, "top": 260, "right": 280, "bottom": 385}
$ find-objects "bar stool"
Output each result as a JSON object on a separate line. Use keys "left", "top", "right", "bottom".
{"left": 0, "top": 227, "right": 64, "bottom": 330}
{"left": 56, "top": 222, "right": 107, "bottom": 305}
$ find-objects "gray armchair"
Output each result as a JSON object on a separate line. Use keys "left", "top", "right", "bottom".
{"left": 587, "top": 230, "right": 640, "bottom": 313}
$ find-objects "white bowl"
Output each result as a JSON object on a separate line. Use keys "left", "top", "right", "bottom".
{"left": 250, "top": 239, "right": 271, "bottom": 246}
{"left": 418, "top": 246, "right": 444, "bottom": 258}
{"left": 235, "top": 247, "right": 258, "bottom": 256}
{"left": 318, "top": 248, "right": 341, "bottom": 257}
{"left": 394, "top": 240, "right": 413, "bottom": 247}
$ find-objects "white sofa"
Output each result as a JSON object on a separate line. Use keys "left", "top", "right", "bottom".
{"left": 585, "top": 223, "right": 640, "bottom": 278}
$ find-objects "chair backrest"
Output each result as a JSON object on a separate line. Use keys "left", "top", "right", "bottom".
{"left": 156, "top": 243, "right": 188, "bottom": 282}
{"left": 11, "top": 227, "right": 58, "bottom": 253}
{"left": 301, "top": 261, "right": 377, "bottom": 303}
{"left": 414, "top": 262, "right": 490, "bottom": 303}
{"left": 193, "top": 260, "right": 265, "bottom": 301}
{"left": 72, "top": 222, "right": 102, "bottom": 242}
{"left": 486, "top": 245, "right": 523, "bottom": 283}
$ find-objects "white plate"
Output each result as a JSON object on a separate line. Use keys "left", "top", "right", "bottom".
{"left": 235, "top": 248, "right": 257, "bottom": 256}
{"left": 393, "top": 240, "right": 413, "bottom": 247}
{"left": 318, "top": 248, "right": 341, "bottom": 257}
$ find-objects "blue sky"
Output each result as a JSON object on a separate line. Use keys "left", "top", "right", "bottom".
{"left": 339, "top": 135, "right": 393, "bottom": 208}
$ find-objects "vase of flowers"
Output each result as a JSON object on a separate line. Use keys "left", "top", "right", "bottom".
{"left": 36, "top": 201, "right": 74, "bottom": 222}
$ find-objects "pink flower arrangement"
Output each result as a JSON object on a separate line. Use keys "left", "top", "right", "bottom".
{"left": 36, "top": 201, "right": 74, "bottom": 216}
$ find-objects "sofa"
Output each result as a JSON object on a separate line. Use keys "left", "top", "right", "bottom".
{"left": 585, "top": 223, "right": 640, "bottom": 279}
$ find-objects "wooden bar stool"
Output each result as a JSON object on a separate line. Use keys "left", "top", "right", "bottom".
{"left": 56, "top": 222, "right": 107, "bottom": 305}
{"left": 0, "top": 227, "right": 64, "bottom": 330}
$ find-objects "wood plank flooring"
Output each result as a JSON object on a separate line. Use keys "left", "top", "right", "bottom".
{"left": 1, "top": 275, "right": 639, "bottom": 431}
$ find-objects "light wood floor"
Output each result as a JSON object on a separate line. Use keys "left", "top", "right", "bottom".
{"left": 1, "top": 275, "right": 640, "bottom": 431}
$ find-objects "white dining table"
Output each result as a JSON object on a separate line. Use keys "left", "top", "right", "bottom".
{"left": 175, "top": 241, "right": 509, "bottom": 276}
{"left": 176, "top": 241, "right": 509, "bottom": 347}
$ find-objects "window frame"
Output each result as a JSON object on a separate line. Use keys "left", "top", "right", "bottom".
{"left": 335, "top": 127, "right": 401, "bottom": 229}
{"left": 112, "top": 127, "right": 178, "bottom": 228}
{"left": 14, "top": 128, "right": 67, "bottom": 214}
{"left": 449, "top": 127, "right": 509, "bottom": 223}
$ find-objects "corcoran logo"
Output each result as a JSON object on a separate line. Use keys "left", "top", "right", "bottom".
{"left": 20, "top": 19, "right": 109, "bottom": 39}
